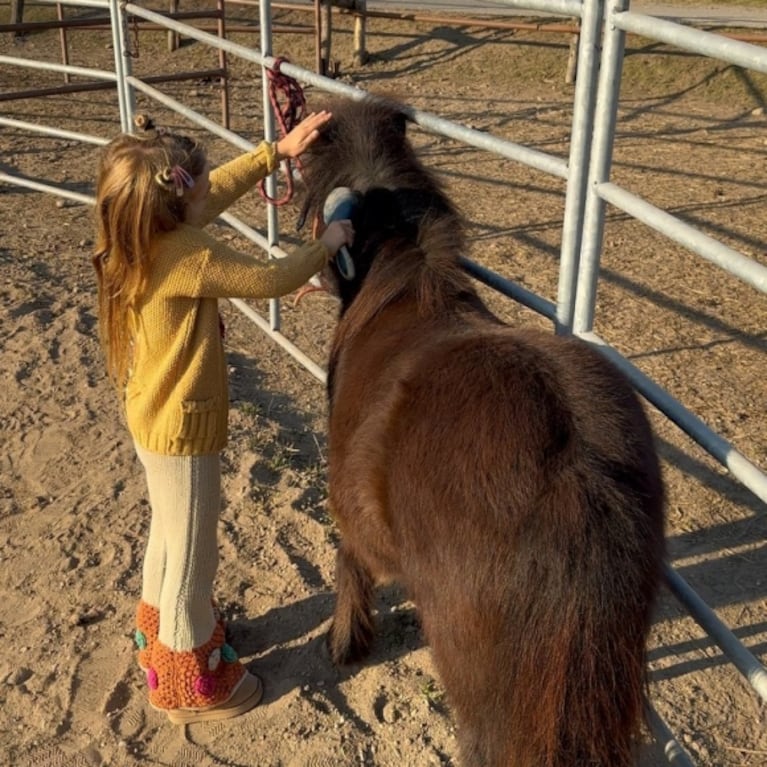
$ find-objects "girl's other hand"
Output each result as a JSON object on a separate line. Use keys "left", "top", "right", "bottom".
{"left": 276, "top": 111, "right": 332, "bottom": 160}
{"left": 319, "top": 220, "right": 354, "bottom": 258}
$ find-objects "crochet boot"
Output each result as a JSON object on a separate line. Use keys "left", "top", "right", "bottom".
{"left": 135, "top": 600, "right": 227, "bottom": 671}
{"left": 145, "top": 622, "right": 262, "bottom": 724}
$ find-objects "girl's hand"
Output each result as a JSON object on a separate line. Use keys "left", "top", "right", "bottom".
{"left": 319, "top": 220, "right": 355, "bottom": 258}
{"left": 276, "top": 111, "right": 332, "bottom": 160}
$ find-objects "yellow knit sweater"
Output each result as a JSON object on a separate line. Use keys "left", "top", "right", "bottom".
{"left": 125, "top": 141, "right": 328, "bottom": 456}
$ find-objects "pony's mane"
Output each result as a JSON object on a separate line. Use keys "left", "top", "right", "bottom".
{"left": 331, "top": 216, "right": 478, "bottom": 355}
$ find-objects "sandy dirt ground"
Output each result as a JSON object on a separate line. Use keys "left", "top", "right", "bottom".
{"left": 1, "top": 3, "right": 766, "bottom": 766}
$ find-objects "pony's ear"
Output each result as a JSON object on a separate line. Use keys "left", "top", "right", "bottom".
{"left": 318, "top": 121, "right": 338, "bottom": 145}
{"left": 393, "top": 111, "right": 408, "bottom": 137}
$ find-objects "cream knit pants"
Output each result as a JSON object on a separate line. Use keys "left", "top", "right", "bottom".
{"left": 135, "top": 444, "right": 219, "bottom": 651}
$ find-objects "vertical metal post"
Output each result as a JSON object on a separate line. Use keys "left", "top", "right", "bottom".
{"left": 10, "top": 0, "right": 24, "bottom": 38}
{"left": 259, "top": 0, "right": 281, "bottom": 331}
{"left": 564, "top": 23, "right": 579, "bottom": 85}
{"left": 555, "top": 0, "right": 603, "bottom": 334}
{"left": 353, "top": 0, "right": 367, "bottom": 66}
{"left": 217, "top": 0, "right": 230, "bottom": 128}
{"left": 572, "top": 0, "right": 629, "bottom": 335}
{"left": 109, "top": 0, "right": 135, "bottom": 133}
{"left": 168, "top": 0, "right": 180, "bottom": 51}
{"left": 314, "top": 0, "right": 323, "bottom": 74}
{"left": 56, "top": 3, "right": 71, "bottom": 84}
{"left": 321, "top": 0, "right": 332, "bottom": 76}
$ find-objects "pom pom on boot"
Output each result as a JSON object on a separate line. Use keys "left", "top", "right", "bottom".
{"left": 135, "top": 601, "right": 159, "bottom": 671}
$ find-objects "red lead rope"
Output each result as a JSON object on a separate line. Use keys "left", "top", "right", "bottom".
{"left": 259, "top": 57, "right": 307, "bottom": 207}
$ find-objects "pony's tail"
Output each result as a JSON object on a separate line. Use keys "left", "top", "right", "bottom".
{"left": 519, "top": 460, "right": 664, "bottom": 767}
{"left": 439, "top": 455, "right": 664, "bottom": 767}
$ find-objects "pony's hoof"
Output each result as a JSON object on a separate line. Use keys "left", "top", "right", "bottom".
{"left": 327, "top": 621, "right": 373, "bottom": 666}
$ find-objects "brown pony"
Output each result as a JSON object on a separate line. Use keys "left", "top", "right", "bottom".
{"left": 301, "top": 97, "right": 666, "bottom": 767}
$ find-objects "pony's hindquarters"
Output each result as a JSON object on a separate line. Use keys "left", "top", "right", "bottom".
{"left": 370, "top": 328, "right": 666, "bottom": 767}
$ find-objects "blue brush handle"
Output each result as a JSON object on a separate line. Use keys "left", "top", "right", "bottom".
{"left": 323, "top": 187, "right": 358, "bottom": 281}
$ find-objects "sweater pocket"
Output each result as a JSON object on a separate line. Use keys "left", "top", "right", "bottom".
{"left": 176, "top": 397, "right": 220, "bottom": 441}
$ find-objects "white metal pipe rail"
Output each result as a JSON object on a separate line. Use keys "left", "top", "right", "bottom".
{"left": 0, "top": 116, "right": 108, "bottom": 146}
{"left": 597, "top": 182, "right": 767, "bottom": 295}
{"left": 0, "top": 54, "right": 117, "bottom": 81}
{"left": 615, "top": 10, "right": 767, "bottom": 74}
{"left": 644, "top": 704, "right": 696, "bottom": 767}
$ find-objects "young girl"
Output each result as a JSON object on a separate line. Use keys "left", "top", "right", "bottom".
{"left": 93, "top": 111, "right": 352, "bottom": 724}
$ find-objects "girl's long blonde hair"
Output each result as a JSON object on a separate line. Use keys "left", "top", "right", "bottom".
{"left": 92, "top": 118, "right": 206, "bottom": 389}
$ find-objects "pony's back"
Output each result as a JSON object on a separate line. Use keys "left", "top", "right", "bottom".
{"left": 303, "top": 97, "right": 666, "bottom": 767}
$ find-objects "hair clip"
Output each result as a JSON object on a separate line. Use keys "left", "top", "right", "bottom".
{"left": 169, "top": 165, "right": 195, "bottom": 197}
